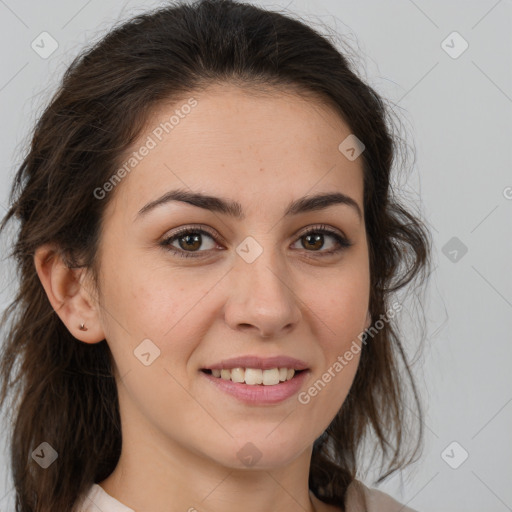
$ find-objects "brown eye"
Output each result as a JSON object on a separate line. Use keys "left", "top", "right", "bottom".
{"left": 160, "top": 224, "right": 352, "bottom": 260}
{"left": 301, "top": 233, "right": 324, "bottom": 251}
{"left": 292, "top": 225, "right": 352, "bottom": 256}
{"left": 161, "top": 227, "right": 218, "bottom": 258}
{"left": 178, "top": 233, "right": 202, "bottom": 251}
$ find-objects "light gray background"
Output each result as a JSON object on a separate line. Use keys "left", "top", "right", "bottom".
{"left": 0, "top": 1, "right": 511, "bottom": 511}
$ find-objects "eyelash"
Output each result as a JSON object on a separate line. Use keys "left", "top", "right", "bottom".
{"left": 159, "top": 224, "right": 353, "bottom": 259}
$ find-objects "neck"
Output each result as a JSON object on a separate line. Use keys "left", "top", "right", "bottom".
{"left": 98, "top": 438, "right": 320, "bottom": 512}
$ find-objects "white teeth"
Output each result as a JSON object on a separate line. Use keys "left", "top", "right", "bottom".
{"left": 262, "top": 368, "right": 280, "bottom": 385}
{"left": 207, "top": 367, "right": 298, "bottom": 385}
{"left": 230, "top": 367, "right": 245, "bottom": 383}
{"left": 244, "top": 368, "right": 263, "bottom": 385}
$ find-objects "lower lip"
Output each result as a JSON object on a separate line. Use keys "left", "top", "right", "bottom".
{"left": 200, "top": 370, "right": 309, "bottom": 405}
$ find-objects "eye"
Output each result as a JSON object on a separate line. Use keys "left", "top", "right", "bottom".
{"left": 160, "top": 225, "right": 219, "bottom": 258}
{"left": 291, "top": 224, "right": 353, "bottom": 257}
{"left": 159, "top": 224, "right": 352, "bottom": 259}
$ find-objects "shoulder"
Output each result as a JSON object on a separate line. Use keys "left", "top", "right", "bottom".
{"left": 344, "top": 479, "right": 418, "bottom": 512}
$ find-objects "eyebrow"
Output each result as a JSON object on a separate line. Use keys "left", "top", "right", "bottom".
{"left": 136, "top": 188, "right": 363, "bottom": 222}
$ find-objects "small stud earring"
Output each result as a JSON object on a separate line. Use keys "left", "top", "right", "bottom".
{"left": 79, "top": 322, "right": 88, "bottom": 331}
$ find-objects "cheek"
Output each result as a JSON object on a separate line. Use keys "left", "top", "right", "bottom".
{"left": 303, "top": 267, "right": 369, "bottom": 346}
{"left": 298, "top": 348, "right": 361, "bottom": 429}
{"left": 104, "top": 252, "right": 190, "bottom": 329}
{"left": 101, "top": 257, "right": 217, "bottom": 370}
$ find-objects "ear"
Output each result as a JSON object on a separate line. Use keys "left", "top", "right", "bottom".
{"left": 33, "top": 244, "right": 105, "bottom": 344}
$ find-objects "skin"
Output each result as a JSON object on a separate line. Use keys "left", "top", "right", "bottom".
{"left": 34, "top": 83, "right": 371, "bottom": 512}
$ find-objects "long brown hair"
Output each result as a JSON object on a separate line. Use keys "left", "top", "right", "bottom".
{"left": 0, "top": 1, "right": 432, "bottom": 510}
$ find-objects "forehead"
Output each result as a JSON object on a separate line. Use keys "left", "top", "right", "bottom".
{"left": 107, "top": 83, "right": 365, "bottom": 220}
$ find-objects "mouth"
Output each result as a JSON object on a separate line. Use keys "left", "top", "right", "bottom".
{"left": 200, "top": 366, "right": 310, "bottom": 405}
{"left": 200, "top": 368, "right": 307, "bottom": 386}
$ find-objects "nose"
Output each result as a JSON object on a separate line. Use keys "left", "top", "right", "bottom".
{"left": 223, "top": 246, "right": 302, "bottom": 339}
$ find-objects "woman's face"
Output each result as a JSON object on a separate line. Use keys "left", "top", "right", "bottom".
{"left": 93, "top": 83, "right": 370, "bottom": 470}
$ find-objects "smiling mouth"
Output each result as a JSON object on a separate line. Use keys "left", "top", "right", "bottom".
{"left": 201, "top": 368, "right": 306, "bottom": 386}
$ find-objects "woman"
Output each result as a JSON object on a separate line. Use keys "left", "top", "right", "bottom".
{"left": 0, "top": 1, "right": 432, "bottom": 511}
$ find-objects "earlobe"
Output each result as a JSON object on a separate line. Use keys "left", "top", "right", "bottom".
{"left": 33, "top": 244, "right": 105, "bottom": 343}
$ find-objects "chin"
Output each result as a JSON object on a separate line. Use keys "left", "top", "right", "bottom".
{"left": 206, "top": 435, "right": 308, "bottom": 470}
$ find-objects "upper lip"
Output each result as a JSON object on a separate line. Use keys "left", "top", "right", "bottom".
{"left": 202, "top": 355, "right": 309, "bottom": 371}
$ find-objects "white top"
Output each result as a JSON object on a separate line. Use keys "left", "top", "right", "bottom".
{"left": 75, "top": 480, "right": 418, "bottom": 512}
{"left": 75, "top": 483, "right": 135, "bottom": 512}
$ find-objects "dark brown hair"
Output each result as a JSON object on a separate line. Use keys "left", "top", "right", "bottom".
{"left": 0, "top": 0, "right": 432, "bottom": 510}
